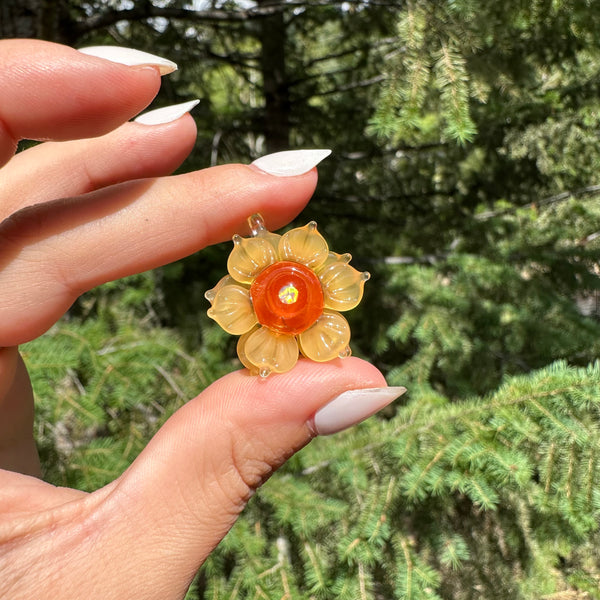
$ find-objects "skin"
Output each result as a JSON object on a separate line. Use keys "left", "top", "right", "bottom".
{"left": 0, "top": 40, "right": 386, "bottom": 599}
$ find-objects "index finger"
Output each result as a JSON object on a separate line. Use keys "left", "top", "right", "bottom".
{"left": 0, "top": 40, "right": 165, "bottom": 166}
{"left": 0, "top": 160, "right": 321, "bottom": 346}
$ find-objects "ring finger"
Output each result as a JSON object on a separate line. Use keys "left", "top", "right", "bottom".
{"left": 0, "top": 114, "right": 198, "bottom": 220}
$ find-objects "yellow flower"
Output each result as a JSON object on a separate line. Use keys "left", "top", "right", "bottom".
{"left": 205, "top": 214, "right": 370, "bottom": 377}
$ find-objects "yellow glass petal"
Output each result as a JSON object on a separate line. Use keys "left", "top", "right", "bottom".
{"left": 242, "top": 326, "right": 299, "bottom": 377}
{"left": 256, "top": 231, "right": 281, "bottom": 257}
{"left": 227, "top": 235, "right": 277, "bottom": 284}
{"left": 237, "top": 325, "right": 260, "bottom": 373}
{"left": 318, "top": 260, "right": 370, "bottom": 311}
{"left": 204, "top": 274, "right": 237, "bottom": 305}
{"left": 206, "top": 284, "right": 257, "bottom": 335}
{"left": 298, "top": 310, "right": 351, "bottom": 362}
{"left": 317, "top": 251, "right": 352, "bottom": 270}
{"left": 247, "top": 213, "right": 282, "bottom": 254}
{"left": 278, "top": 221, "right": 328, "bottom": 269}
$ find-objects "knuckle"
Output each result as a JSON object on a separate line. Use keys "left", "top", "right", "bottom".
{"left": 218, "top": 426, "right": 279, "bottom": 507}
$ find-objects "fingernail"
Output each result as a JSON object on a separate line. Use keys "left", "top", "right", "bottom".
{"left": 134, "top": 99, "right": 200, "bottom": 125}
{"left": 251, "top": 149, "right": 332, "bottom": 177}
{"left": 311, "top": 386, "right": 407, "bottom": 436}
{"left": 78, "top": 46, "right": 178, "bottom": 75}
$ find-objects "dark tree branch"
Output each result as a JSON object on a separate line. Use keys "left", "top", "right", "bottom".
{"left": 292, "top": 74, "right": 386, "bottom": 102}
{"left": 75, "top": 0, "right": 400, "bottom": 36}
{"left": 301, "top": 37, "right": 397, "bottom": 70}
{"left": 289, "top": 65, "right": 367, "bottom": 88}
{"left": 475, "top": 184, "right": 600, "bottom": 221}
{"left": 75, "top": 4, "right": 273, "bottom": 36}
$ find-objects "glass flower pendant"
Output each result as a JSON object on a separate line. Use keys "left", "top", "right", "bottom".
{"left": 205, "top": 214, "right": 370, "bottom": 377}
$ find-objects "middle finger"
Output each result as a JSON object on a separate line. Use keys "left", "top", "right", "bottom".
{"left": 0, "top": 115, "right": 197, "bottom": 220}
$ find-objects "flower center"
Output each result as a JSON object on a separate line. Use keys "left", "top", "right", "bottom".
{"left": 250, "top": 261, "right": 324, "bottom": 335}
{"left": 278, "top": 284, "right": 299, "bottom": 304}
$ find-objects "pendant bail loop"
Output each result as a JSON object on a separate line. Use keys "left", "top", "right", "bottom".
{"left": 248, "top": 213, "right": 267, "bottom": 237}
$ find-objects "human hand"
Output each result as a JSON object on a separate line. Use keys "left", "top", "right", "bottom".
{"left": 0, "top": 40, "right": 404, "bottom": 599}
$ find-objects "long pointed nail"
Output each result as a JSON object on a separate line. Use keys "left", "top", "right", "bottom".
{"left": 78, "top": 46, "right": 178, "bottom": 75}
{"left": 251, "top": 149, "right": 332, "bottom": 177}
{"left": 134, "top": 99, "right": 200, "bottom": 125}
{"left": 311, "top": 386, "right": 407, "bottom": 436}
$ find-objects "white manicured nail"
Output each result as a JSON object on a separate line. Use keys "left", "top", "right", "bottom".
{"left": 311, "top": 387, "right": 407, "bottom": 436}
{"left": 134, "top": 100, "right": 200, "bottom": 125}
{"left": 251, "top": 149, "right": 332, "bottom": 177}
{"left": 78, "top": 46, "right": 177, "bottom": 75}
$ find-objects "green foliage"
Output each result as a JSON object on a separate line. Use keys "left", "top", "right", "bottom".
{"left": 370, "top": 0, "right": 600, "bottom": 146}
{"left": 199, "top": 362, "right": 600, "bottom": 598}
{"left": 383, "top": 194, "right": 600, "bottom": 396}
{"left": 24, "top": 274, "right": 214, "bottom": 489}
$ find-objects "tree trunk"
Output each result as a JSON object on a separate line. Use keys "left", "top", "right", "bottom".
{"left": 256, "top": 0, "right": 290, "bottom": 153}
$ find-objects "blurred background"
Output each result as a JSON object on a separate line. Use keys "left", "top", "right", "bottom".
{"left": 5, "top": 1, "right": 600, "bottom": 597}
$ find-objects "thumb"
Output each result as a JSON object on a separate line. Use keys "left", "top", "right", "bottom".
{"left": 97, "top": 358, "right": 404, "bottom": 597}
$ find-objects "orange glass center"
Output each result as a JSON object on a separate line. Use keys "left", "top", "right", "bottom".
{"left": 250, "top": 261, "right": 324, "bottom": 334}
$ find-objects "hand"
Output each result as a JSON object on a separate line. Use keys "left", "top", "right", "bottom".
{"left": 0, "top": 40, "right": 400, "bottom": 599}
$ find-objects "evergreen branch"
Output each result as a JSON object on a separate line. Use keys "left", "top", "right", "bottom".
{"left": 343, "top": 537, "right": 361, "bottom": 558}
{"left": 395, "top": 380, "right": 598, "bottom": 440}
{"left": 586, "top": 448, "right": 596, "bottom": 505}
{"left": 439, "top": 534, "right": 470, "bottom": 570}
{"left": 404, "top": 444, "right": 449, "bottom": 499}
{"left": 368, "top": 476, "right": 396, "bottom": 542}
{"left": 358, "top": 562, "right": 367, "bottom": 600}
{"left": 406, "top": 53, "right": 429, "bottom": 108}
{"left": 59, "top": 387, "right": 101, "bottom": 423}
{"left": 566, "top": 442, "right": 576, "bottom": 500}
{"left": 434, "top": 42, "right": 476, "bottom": 143}
{"left": 229, "top": 575, "right": 243, "bottom": 599}
{"left": 399, "top": 536, "right": 414, "bottom": 599}
{"left": 464, "top": 479, "right": 498, "bottom": 509}
{"left": 294, "top": 363, "right": 600, "bottom": 523}
{"left": 475, "top": 184, "right": 600, "bottom": 220}
{"left": 153, "top": 363, "right": 187, "bottom": 400}
{"left": 253, "top": 585, "right": 269, "bottom": 599}
{"left": 512, "top": 493, "right": 537, "bottom": 557}
{"left": 303, "top": 542, "right": 327, "bottom": 592}
{"left": 528, "top": 397, "right": 580, "bottom": 440}
{"left": 544, "top": 442, "right": 556, "bottom": 494}
{"left": 279, "top": 568, "right": 291, "bottom": 600}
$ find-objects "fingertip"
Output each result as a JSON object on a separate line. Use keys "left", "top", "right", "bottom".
{"left": 249, "top": 149, "right": 331, "bottom": 177}
{"left": 172, "top": 162, "right": 319, "bottom": 246}
{"left": 205, "top": 357, "right": 388, "bottom": 431}
{"left": 78, "top": 45, "right": 178, "bottom": 75}
{"left": 242, "top": 164, "right": 320, "bottom": 233}
{"left": 124, "top": 111, "right": 198, "bottom": 166}
{"left": 0, "top": 39, "right": 163, "bottom": 144}
{"left": 132, "top": 99, "right": 200, "bottom": 125}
